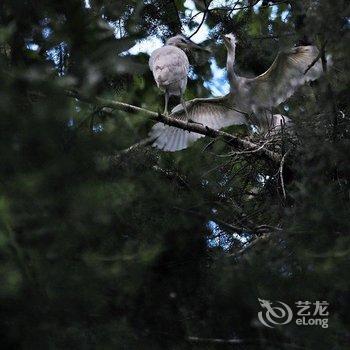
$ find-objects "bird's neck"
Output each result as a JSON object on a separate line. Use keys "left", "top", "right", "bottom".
{"left": 226, "top": 46, "right": 239, "bottom": 92}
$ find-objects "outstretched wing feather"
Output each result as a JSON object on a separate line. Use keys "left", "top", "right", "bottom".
{"left": 149, "top": 96, "right": 247, "bottom": 152}
{"left": 246, "top": 46, "right": 323, "bottom": 109}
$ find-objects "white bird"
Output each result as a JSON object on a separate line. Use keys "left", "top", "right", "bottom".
{"left": 149, "top": 34, "right": 209, "bottom": 116}
{"left": 221, "top": 33, "right": 323, "bottom": 114}
{"left": 150, "top": 33, "right": 323, "bottom": 152}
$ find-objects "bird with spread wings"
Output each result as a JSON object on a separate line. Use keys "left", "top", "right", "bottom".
{"left": 150, "top": 33, "right": 323, "bottom": 152}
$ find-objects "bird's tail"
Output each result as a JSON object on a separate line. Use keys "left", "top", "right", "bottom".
{"left": 149, "top": 123, "right": 204, "bottom": 152}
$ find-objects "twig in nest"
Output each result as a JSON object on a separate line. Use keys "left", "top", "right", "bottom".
{"left": 279, "top": 149, "right": 291, "bottom": 200}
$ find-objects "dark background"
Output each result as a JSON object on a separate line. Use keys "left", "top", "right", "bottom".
{"left": 0, "top": 0, "right": 349, "bottom": 349}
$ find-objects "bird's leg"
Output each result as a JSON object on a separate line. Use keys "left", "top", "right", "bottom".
{"left": 181, "top": 95, "right": 202, "bottom": 126}
{"left": 163, "top": 91, "right": 169, "bottom": 116}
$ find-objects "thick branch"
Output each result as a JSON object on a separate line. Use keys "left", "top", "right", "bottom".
{"left": 66, "top": 91, "right": 281, "bottom": 163}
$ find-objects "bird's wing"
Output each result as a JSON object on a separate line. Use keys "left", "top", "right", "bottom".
{"left": 149, "top": 46, "right": 189, "bottom": 86}
{"left": 149, "top": 95, "right": 247, "bottom": 152}
{"left": 245, "top": 46, "right": 322, "bottom": 109}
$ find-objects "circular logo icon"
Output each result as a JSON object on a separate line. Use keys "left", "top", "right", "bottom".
{"left": 258, "top": 298, "right": 293, "bottom": 328}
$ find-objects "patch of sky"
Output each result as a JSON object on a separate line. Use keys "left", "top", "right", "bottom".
{"left": 253, "top": 0, "right": 263, "bottom": 13}
{"left": 250, "top": 124, "right": 259, "bottom": 134}
{"left": 207, "top": 221, "right": 231, "bottom": 249}
{"left": 46, "top": 43, "right": 67, "bottom": 66}
{"left": 84, "top": 0, "right": 91, "bottom": 9}
{"left": 46, "top": 47, "right": 59, "bottom": 65}
{"left": 254, "top": 1, "right": 289, "bottom": 22}
{"left": 42, "top": 27, "right": 52, "bottom": 39}
{"left": 67, "top": 118, "right": 75, "bottom": 127}
{"left": 126, "top": 0, "right": 211, "bottom": 56}
{"left": 183, "top": 0, "right": 210, "bottom": 42}
{"left": 127, "top": 36, "right": 163, "bottom": 56}
{"left": 204, "top": 58, "right": 230, "bottom": 96}
{"left": 257, "top": 173, "right": 270, "bottom": 185}
{"left": 188, "top": 67, "right": 198, "bottom": 80}
{"left": 207, "top": 0, "right": 234, "bottom": 9}
{"left": 27, "top": 43, "right": 39, "bottom": 51}
{"left": 281, "top": 9, "right": 289, "bottom": 22}
{"left": 113, "top": 19, "right": 126, "bottom": 40}
{"left": 270, "top": 4, "right": 289, "bottom": 22}
{"left": 207, "top": 220, "right": 250, "bottom": 250}
{"left": 118, "top": 1, "right": 231, "bottom": 96}
{"left": 207, "top": 0, "right": 248, "bottom": 17}
{"left": 345, "top": 17, "right": 350, "bottom": 29}
{"left": 93, "top": 123, "right": 104, "bottom": 133}
{"left": 270, "top": 4, "right": 278, "bottom": 20}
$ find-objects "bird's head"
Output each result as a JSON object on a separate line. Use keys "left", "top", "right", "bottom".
{"left": 222, "top": 33, "right": 238, "bottom": 49}
{"left": 166, "top": 35, "right": 210, "bottom": 53}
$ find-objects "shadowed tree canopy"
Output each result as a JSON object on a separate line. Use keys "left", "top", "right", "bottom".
{"left": 0, "top": 0, "right": 349, "bottom": 349}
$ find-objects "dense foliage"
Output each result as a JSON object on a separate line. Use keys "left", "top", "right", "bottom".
{"left": 0, "top": 0, "right": 349, "bottom": 349}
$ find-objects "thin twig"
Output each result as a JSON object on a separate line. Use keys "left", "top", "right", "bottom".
{"left": 279, "top": 149, "right": 291, "bottom": 200}
{"left": 216, "top": 136, "right": 276, "bottom": 157}
{"left": 304, "top": 40, "right": 326, "bottom": 75}
{"left": 209, "top": 0, "right": 289, "bottom": 12}
{"left": 119, "top": 137, "right": 155, "bottom": 154}
{"left": 189, "top": 0, "right": 209, "bottom": 39}
{"left": 188, "top": 336, "right": 243, "bottom": 344}
{"left": 152, "top": 166, "right": 190, "bottom": 189}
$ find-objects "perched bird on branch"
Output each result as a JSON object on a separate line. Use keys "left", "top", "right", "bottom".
{"left": 150, "top": 33, "right": 323, "bottom": 152}
{"left": 149, "top": 35, "right": 209, "bottom": 116}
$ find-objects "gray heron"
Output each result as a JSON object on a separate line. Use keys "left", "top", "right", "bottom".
{"left": 150, "top": 33, "right": 323, "bottom": 152}
{"left": 149, "top": 34, "right": 209, "bottom": 116}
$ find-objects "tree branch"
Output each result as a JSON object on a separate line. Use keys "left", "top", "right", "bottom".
{"left": 174, "top": 206, "right": 250, "bottom": 235}
{"left": 187, "top": 336, "right": 307, "bottom": 349}
{"left": 188, "top": 336, "right": 243, "bottom": 344}
{"left": 279, "top": 149, "right": 291, "bottom": 200}
{"left": 66, "top": 91, "right": 282, "bottom": 163}
{"left": 304, "top": 40, "right": 326, "bottom": 75}
{"left": 229, "top": 233, "right": 271, "bottom": 258}
{"left": 189, "top": 0, "right": 209, "bottom": 39}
